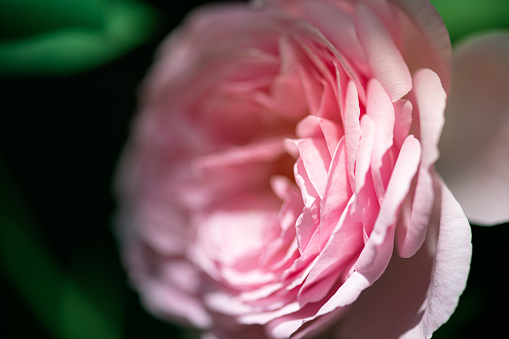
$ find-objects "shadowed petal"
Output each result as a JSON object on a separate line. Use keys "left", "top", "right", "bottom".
{"left": 335, "top": 179, "right": 471, "bottom": 339}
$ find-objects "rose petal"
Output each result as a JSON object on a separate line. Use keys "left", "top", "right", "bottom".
{"left": 288, "top": 138, "right": 332, "bottom": 200}
{"left": 393, "top": 99, "right": 413, "bottom": 150}
{"left": 354, "top": 135, "right": 421, "bottom": 280}
{"left": 296, "top": 116, "right": 343, "bottom": 156}
{"left": 142, "top": 4, "right": 256, "bottom": 97}
{"left": 123, "top": 233, "right": 212, "bottom": 328}
{"left": 343, "top": 80, "right": 362, "bottom": 192}
{"left": 398, "top": 68, "right": 446, "bottom": 258}
{"left": 253, "top": 35, "right": 309, "bottom": 119}
{"left": 298, "top": 200, "right": 362, "bottom": 304}
{"left": 320, "top": 137, "right": 352, "bottom": 244}
{"left": 351, "top": 115, "right": 379, "bottom": 240}
{"left": 334, "top": 233, "right": 434, "bottom": 339}
{"left": 195, "top": 138, "right": 286, "bottom": 171}
{"left": 335, "top": 178, "right": 471, "bottom": 339}
{"left": 402, "top": 179, "right": 472, "bottom": 338}
{"left": 355, "top": 4, "right": 412, "bottom": 101}
{"left": 303, "top": 2, "right": 370, "bottom": 76}
{"left": 391, "top": 0, "right": 452, "bottom": 91}
{"left": 437, "top": 32, "right": 509, "bottom": 225}
{"left": 366, "top": 78, "right": 396, "bottom": 201}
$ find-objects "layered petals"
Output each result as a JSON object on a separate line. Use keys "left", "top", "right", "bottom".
{"left": 336, "top": 180, "right": 471, "bottom": 339}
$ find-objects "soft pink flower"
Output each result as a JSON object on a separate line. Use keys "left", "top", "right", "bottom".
{"left": 115, "top": 1, "right": 509, "bottom": 338}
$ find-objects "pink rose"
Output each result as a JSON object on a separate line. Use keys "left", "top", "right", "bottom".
{"left": 115, "top": 1, "right": 509, "bottom": 338}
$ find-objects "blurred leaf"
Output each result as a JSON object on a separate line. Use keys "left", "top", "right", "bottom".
{"left": 0, "top": 217, "right": 65, "bottom": 338}
{"left": 0, "top": 156, "right": 63, "bottom": 337}
{"left": 0, "top": 157, "right": 123, "bottom": 339}
{"left": 0, "top": 0, "right": 161, "bottom": 76}
{"left": 0, "top": 0, "right": 105, "bottom": 40}
{"left": 431, "top": 0, "right": 509, "bottom": 43}
{"left": 61, "top": 245, "right": 125, "bottom": 339}
{"left": 60, "top": 276, "right": 122, "bottom": 339}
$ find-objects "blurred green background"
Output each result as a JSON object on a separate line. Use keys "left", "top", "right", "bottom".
{"left": 1, "top": 0, "right": 508, "bottom": 338}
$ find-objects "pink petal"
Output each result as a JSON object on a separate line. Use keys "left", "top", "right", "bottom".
{"left": 398, "top": 68, "right": 446, "bottom": 258}
{"left": 402, "top": 179, "right": 472, "bottom": 338}
{"left": 253, "top": 35, "right": 309, "bottom": 119}
{"left": 264, "top": 226, "right": 365, "bottom": 337}
{"left": 343, "top": 81, "right": 362, "bottom": 193}
{"left": 195, "top": 138, "right": 286, "bottom": 171}
{"left": 393, "top": 99, "right": 413, "bottom": 151}
{"left": 361, "top": 0, "right": 402, "bottom": 48}
{"left": 296, "top": 116, "right": 343, "bottom": 156}
{"left": 124, "top": 233, "right": 212, "bottom": 328}
{"left": 412, "top": 69, "right": 445, "bottom": 167}
{"left": 292, "top": 157, "right": 319, "bottom": 208}
{"left": 289, "top": 34, "right": 346, "bottom": 122}
{"left": 320, "top": 137, "right": 352, "bottom": 244}
{"left": 289, "top": 9, "right": 366, "bottom": 108}
{"left": 141, "top": 278, "right": 212, "bottom": 328}
{"left": 266, "top": 262, "right": 373, "bottom": 339}
{"left": 302, "top": 2, "right": 370, "bottom": 76}
{"left": 135, "top": 203, "right": 189, "bottom": 256}
{"left": 335, "top": 179, "right": 471, "bottom": 339}
{"left": 437, "top": 33, "right": 509, "bottom": 225}
{"left": 366, "top": 79, "right": 396, "bottom": 201}
{"left": 334, "top": 235, "right": 434, "bottom": 339}
{"left": 354, "top": 135, "right": 421, "bottom": 280}
{"left": 391, "top": 0, "right": 452, "bottom": 91}
{"left": 351, "top": 114, "right": 375, "bottom": 222}
{"left": 288, "top": 138, "right": 332, "bottom": 200}
{"left": 295, "top": 200, "right": 320, "bottom": 254}
{"left": 142, "top": 4, "right": 256, "bottom": 97}
{"left": 355, "top": 4, "right": 412, "bottom": 101}
{"left": 319, "top": 118, "right": 343, "bottom": 156}
{"left": 298, "top": 199, "right": 362, "bottom": 305}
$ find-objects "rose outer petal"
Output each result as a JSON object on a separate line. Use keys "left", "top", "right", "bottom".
{"left": 335, "top": 179, "right": 471, "bottom": 339}
{"left": 437, "top": 32, "right": 509, "bottom": 226}
{"left": 391, "top": 0, "right": 452, "bottom": 91}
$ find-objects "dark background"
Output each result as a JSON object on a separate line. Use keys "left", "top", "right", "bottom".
{"left": 1, "top": 1, "right": 508, "bottom": 338}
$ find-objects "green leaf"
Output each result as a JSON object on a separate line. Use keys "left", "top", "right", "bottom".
{"left": 60, "top": 245, "right": 125, "bottom": 339}
{"left": 431, "top": 0, "right": 509, "bottom": 43}
{"left": 60, "top": 276, "right": 122, "bottom": 339}
{"left": 0, "top": 219, "right": 65, "bottom": 339}
{"left": 0, "top": 0, "right": 106, "bottom": 40}
{"left": 0, "top": 0, "right": 160, "bottom": 76}
{"left": 0, "top": 157, "right": 123, "bottom": 339}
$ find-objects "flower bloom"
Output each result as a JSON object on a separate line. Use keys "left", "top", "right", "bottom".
{"left": 115, "top": 0, "right": 509, "bottom": 338}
